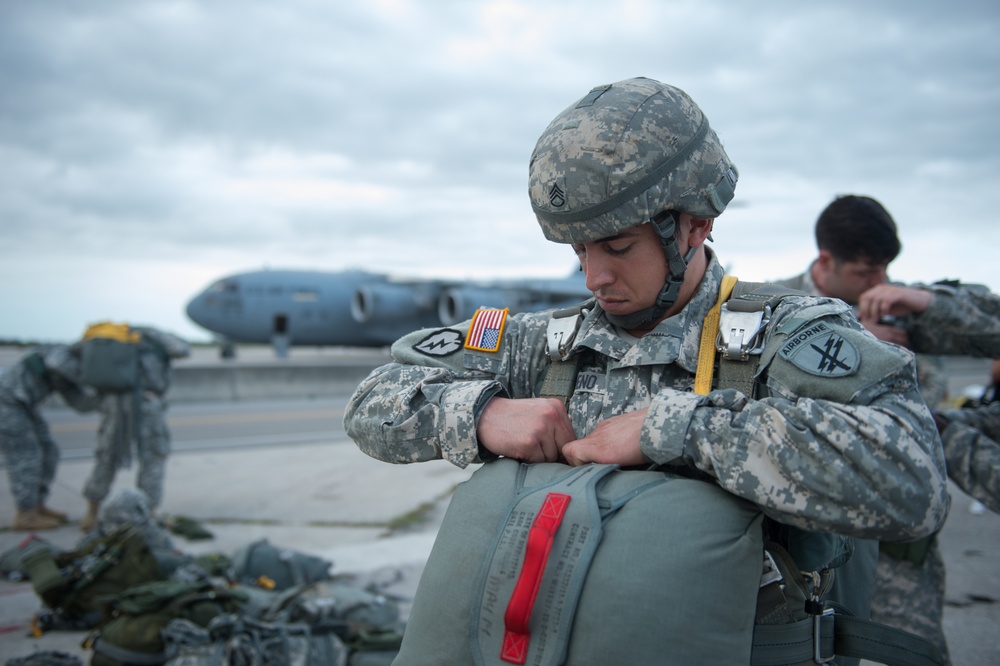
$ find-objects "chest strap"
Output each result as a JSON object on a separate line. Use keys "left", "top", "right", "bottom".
{"left": 539, "top": 304, "right": 589, "bottom": 405}
{"left": 698, "top": 278, "right": 788, "bottom": 397}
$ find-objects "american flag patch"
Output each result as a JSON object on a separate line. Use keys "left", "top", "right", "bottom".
{"left": 464, "top": 308, "right": 509, "bottom": 353}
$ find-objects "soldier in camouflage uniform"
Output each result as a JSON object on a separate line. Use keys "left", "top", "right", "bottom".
{"left": 771, "top": 199, "right": 982, "bottom": 662}
{"left": 772, "top": 194, "right": 950, "bottom": 408}
{"left": 855, "top": 281, "right": 1000, "bottom": 663}
{"left": 934, "top": 401, "right": 1000, "bottom": 513}
{"left": 80, "top": 326, "right": 190, "bottom": 531}
{"left": 345, "top": 78, "right": 949, "bottom": 660}
{"left": 1, "top": 345, "right": 99, "bottom": 530}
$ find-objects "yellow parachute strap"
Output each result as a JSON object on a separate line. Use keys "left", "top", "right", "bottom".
{"left": 694, "top": 275, "right": 738, "bottom": 395}
{"left": 82, "top": 321, "right": 141, "bottom": 344}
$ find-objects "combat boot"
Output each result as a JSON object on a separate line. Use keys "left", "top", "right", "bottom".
{"left": 13, "top": 507, "right": 62, "bottom": 531}
{"left": 38, "top": 504, "right": 69, "bottom": 523}
{"left": 80, "top": 500, "right": 101, "bottom": 532}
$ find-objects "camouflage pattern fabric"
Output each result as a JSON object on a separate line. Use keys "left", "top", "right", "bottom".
{"left": 346, "top": 251, "right": 948, "bottom": 541}
{"left": 906, "top": 282, "right": 1000, "bottom": 358}
{"left": 870, "top": 544, "right": 950, "bottom": 665}
{"left": 1, "top": 346, "right": 98, "bottom": 511}
{"left": 528, "top": 78, "right": 737, "bottom": 243}
{"left": 938, "top": 401, "right": 1000, "bottom": 513}
{"left": 82, "top": 327, "right": 190, "bottom": 509}
{"left": 870, "top": 283, "right": 1000, "bottom": 664}
{"left": 776, "top": 270, "right": 1000, "bottom": 663}
{"left": 838, "top": 280, "right": 1000, "bottom": 665}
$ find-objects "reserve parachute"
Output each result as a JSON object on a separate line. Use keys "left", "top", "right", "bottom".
{"left": 79, "top": 321, "right": 143, "bottom": 393}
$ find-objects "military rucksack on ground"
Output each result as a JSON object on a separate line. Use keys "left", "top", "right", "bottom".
{"left": 230, "top": 538, "right": 333, "bottom": 591}
{"left": 86, "top": 579, "right": 247, "bottom": 666}
{"left": 160, "top": 579, "right": 405, "bottom": 666}
{"left": 79, "top": 322, "right": 144, "bottom": 393}
{"left": 19, "top": 527, "right": 167, "bottom": 628}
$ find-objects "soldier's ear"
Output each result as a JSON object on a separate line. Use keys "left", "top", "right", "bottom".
{"left": 687, "top": 217, "right": 714, "bottom": 246}
{"left": 816, "top": 249, "right": 835, "bottom": 273}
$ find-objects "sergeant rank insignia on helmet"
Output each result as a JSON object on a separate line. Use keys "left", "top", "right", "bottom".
{"left": 779, "top": 322, "right": 859, "bottom": 377}
{"left": 464, "top": 308, "right": 509, "bottom": 353}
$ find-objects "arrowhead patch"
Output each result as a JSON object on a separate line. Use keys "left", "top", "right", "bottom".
{"left": 413, "top": 329, "right": 464, "bottom": 357}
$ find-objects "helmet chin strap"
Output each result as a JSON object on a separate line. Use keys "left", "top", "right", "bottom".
{"left": 605, "top": 211, "right": 696, "bottom": 330}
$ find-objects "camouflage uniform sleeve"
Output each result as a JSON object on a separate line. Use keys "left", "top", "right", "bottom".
{"left": 937, "top": 402, "right": 1000, "bottom": 513}
{"left": 907, "top": 283, "right": 1000, "bottom": 357}
{"left": 642, "top": 301, "right": 949, "bottom": 541}
{"left": 344, "top": 325, "right": 508, "bottom": 468}
{"left": 140, "top": 328, "right": 192, "bottom": 359}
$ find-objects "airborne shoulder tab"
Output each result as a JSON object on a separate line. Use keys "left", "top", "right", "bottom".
{"left": 464, "top": 308, "right": 509, "bottom": 353}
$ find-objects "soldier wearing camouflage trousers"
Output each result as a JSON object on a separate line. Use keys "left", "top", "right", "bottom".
{"left": 1, "top": 345, "right": 99, "bottom": 530}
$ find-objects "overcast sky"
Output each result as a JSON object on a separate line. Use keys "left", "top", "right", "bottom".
{"left": 2, "top": 0, "right": 998, "bottom": 344}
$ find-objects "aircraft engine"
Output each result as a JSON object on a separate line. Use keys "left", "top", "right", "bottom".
{"left": 438, "top": 287, "right": 521, "bottom": 326}
{"left": 351, "top": 284, "right": 438, "bottom": 324}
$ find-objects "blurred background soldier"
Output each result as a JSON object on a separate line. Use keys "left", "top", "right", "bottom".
{"left": 776, "top": 197, "right": 1000, "bottom": 663}
{"left": 935, "top": 384, "right": 1000, "bottom": 515}
{"left": 76, "top": 324, "right": 190, "bottom": 531}
{"left": 772, "top": 194, "right": 949, "bottom": 407}
{"left": 1, "top": 345, "right": 99, "bottom": 530}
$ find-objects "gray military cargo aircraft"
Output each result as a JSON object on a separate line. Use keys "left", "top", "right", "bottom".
{"left": 185, "top": 268, "right": 590, "bottom": 356}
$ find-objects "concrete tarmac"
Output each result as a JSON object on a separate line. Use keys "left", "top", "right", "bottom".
{"left": 0, "top": 431, "right": 475, "bottom": 662}
{"left": 1, "top": 346, "right": 998, "bottom": 664}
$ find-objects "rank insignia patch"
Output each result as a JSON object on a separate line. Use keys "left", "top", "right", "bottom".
{"left": 464, "top": 308, "right": 509, "bottom": 353}
{"left": 413, "top": 329, "right": 464, "bottom": 357}
{"left": 779, "top": 322, "right": 859, "bottom": 377}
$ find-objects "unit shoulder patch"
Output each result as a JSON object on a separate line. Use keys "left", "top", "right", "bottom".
{"left": 464, "top": 308, "right": 509, "bottom": 353}
{"left": 778, "top": 322, "right": 859, "bottom": 378}
{"left": 413, "top": 329, "right": 464, "bottom": 357}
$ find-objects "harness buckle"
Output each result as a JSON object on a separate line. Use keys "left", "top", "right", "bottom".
{"left": 813, "top": 607, "right": 836, "bottom": 664}
{"left": 547, "top": 308, "right": 588, "bottom": 361}
{"left": 716, "top": 303, "right": 770, "bottom": 361}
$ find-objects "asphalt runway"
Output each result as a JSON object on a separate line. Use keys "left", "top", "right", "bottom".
{"left": 43, "top": 396, "right": 348, "bottom": 460}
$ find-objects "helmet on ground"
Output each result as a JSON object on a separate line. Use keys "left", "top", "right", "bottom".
{"left": 527, "top": 78, "right": 738, "bottom": 328}
{"left": 529, "top": 77, "right": 737, "bottom": 244}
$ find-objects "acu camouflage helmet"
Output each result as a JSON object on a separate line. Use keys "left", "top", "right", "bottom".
{"left": 529, "top": 77, "right": 738, "bottom": 245}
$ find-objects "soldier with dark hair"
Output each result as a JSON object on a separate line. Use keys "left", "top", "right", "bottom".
{"left": 1, "top": 345, "right": 98, "bottom": 530}
{"left": 777, "top": 197, "right": 1000, "bottom": 662}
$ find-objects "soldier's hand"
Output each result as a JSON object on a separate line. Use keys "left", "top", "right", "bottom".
{"left": 477, "top": 397, "right": 576, "bottom": 463}
{"left": 858, "top": 318, "right": 912, "bottom": 347}
{"left": 858, "top": 284, "right": 933, "bottom": 321}
{"left": 561, "top": 408, "right": 649, "bottom": 467}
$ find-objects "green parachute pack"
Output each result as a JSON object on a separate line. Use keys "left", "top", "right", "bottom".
{"left": 78, "top": 322, "right": 145, "bottom": 393}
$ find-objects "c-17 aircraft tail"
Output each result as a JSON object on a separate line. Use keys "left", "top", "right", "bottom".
{"left": 185, "top": 268, "right": 590, "bottom": 357}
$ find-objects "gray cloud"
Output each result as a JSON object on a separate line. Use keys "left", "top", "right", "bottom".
{"left": 1, "top": 0, "right": 998, "bottom": 342}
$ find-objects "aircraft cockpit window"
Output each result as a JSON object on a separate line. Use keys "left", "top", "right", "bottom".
{"left": 292, "top": 289, "right": 319, "bottom": 302}
{"left": 210, "top": 280, "right": 239, "bottom": 293}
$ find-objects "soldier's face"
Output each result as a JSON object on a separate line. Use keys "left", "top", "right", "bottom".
{"left": 817, "top": 253, "right": 889, "bottom": 304}
{"left": 571, "top": 223, "right": 669, "bottom": 318}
